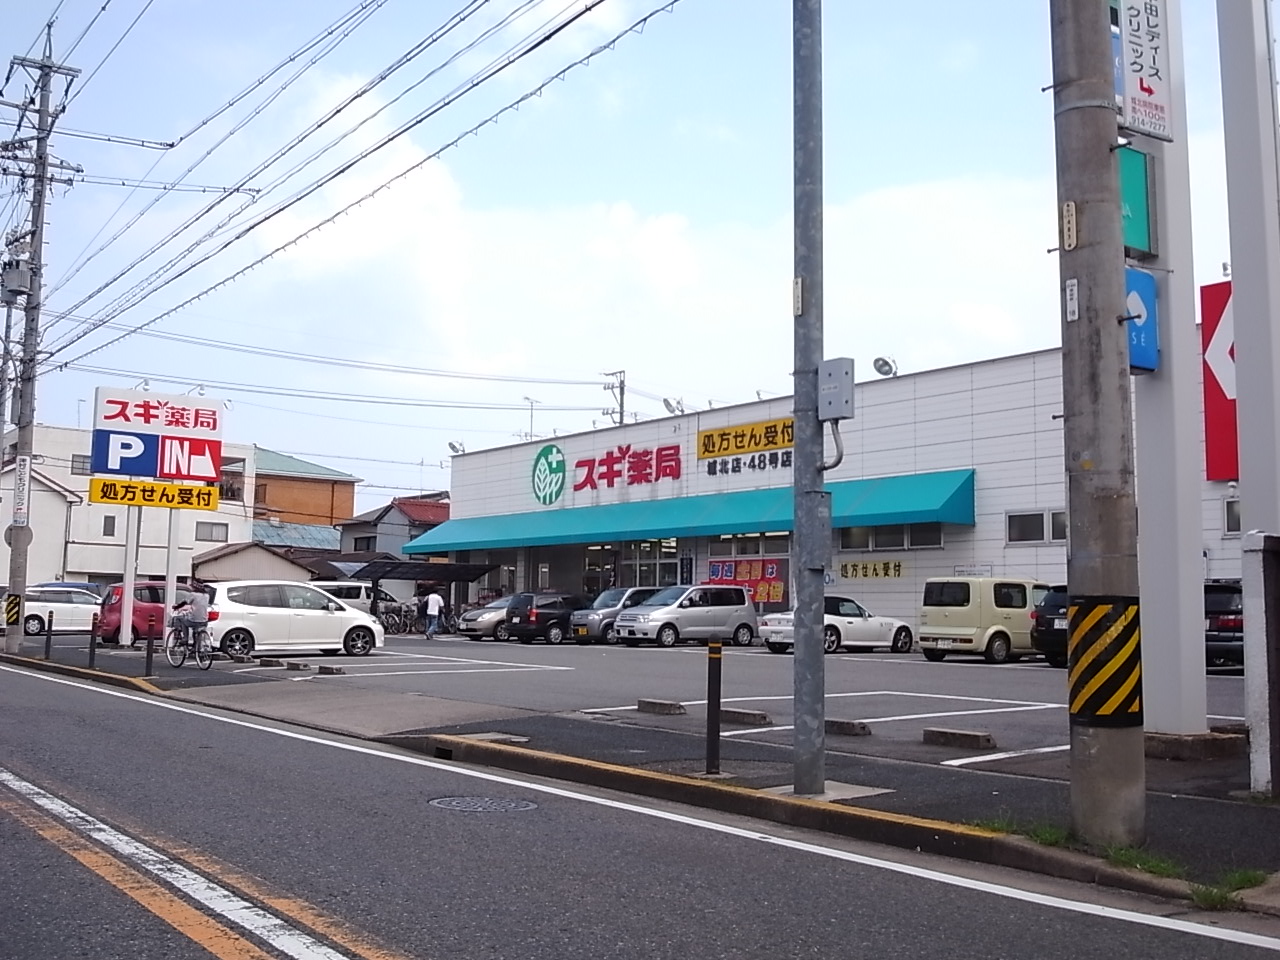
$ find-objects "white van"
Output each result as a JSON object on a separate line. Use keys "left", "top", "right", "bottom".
{"left": 310, "top": 581, "right": 404, "bottom": 615}
{"left": 917, "top": 577, "right": 1050, "bottom": 664}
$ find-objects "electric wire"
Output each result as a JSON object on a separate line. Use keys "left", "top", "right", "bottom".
{"left": 62, "top": 0, "right": 115, "bottom": 60}
{"left": 44, "top": 0, "right": 672, "bottom": 365}
{"left": 64, "top": 0, "right": 157, "bottom": 107}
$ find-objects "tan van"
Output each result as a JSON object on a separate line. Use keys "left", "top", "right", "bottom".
{"left": 917, "top": 577, "right": 1050, "bottom": 664}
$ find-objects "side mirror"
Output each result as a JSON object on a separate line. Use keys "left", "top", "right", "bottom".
{"left": 679, "top": 599, "right": 690, "bottom": 609}
{"left": 326, "top": 601, "right": 342, "bottom": 612}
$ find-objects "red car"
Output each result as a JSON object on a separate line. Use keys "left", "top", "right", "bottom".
{"left": 95, "top": 581, "right": 217, "bottom": 644}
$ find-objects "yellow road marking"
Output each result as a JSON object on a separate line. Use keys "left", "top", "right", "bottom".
{"left": 0, "top": 791, "right": 276, "bottom": 960}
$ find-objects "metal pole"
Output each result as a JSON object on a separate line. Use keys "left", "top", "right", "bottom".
{"left": 88, "top": 612, "right": 98, "bottom": 669}
{"left": 2, "top": 35, "right": 78, "bottom": 655}
{"left": 119, "top": 505, "right": 140, "bottom": 645}
{"left": 706, "top": 638, "right": 722, "bottom": 774}
{"left": 1217, "top": 0, "right": 1280, "bottom": 794}
{"left": 43, "top": 609, "right": 52, "bottom": 660}
{"left": 1049, "top": 0, "right": 1145, "bottom": 846}
{"left": 144, "top": 612, "right": 155, "bottom": 676}
{"left": 163, "top": 507, "right": 180, "bottom": 632}
{"left": 791, "top": 0, "right": 827, "bottom": 797}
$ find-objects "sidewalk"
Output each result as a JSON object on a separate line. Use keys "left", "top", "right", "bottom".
{"left": 6, "top": 635, "right": 272, "bottom": 691}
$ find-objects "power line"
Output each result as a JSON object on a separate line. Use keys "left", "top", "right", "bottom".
{"left": 57, "top": 173, "right": 258, "bottom": 194}
{"left": 43, "top": 0, "right": 683, "bottom": 366}
{"left": 64, "top": 0, "right": 157, "bottom": 106}
{"left": 63, "top": 0, "right": 116, "bottom": 60}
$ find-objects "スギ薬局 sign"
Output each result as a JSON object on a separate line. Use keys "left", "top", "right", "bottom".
{"left": 90, "top": 388, "right": 223, "bottom": 482}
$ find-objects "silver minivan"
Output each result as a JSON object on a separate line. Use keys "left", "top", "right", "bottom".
{"left": 569, "top": 586, "right": 662, "bottom": 645}
{"left": 615, "top": 584, "right": 758, "bottom": 648}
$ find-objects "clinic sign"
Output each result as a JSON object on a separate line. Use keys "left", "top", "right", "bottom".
{"left": 90, "top": 387, "right": 223, "bottom": 482}
{"left": 1118, "top": 0, "right": 1172, "bottom": 141}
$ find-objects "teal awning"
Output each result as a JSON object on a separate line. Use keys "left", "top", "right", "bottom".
{"left": 404, "top": 469, "right": 974, "bottom": 554}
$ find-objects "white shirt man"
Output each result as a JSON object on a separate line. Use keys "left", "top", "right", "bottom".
{"left": 424, "top": 592, "right": 444, "bottom": 635}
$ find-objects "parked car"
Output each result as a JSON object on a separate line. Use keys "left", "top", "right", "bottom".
{"left": 1030, "top": 584, "right": 1070, "bottom": 668}
{"left": 34, "top": 580, "right": 104, "bottom": 598}
{"left": 310, "top": 580, "right": 403, "bottom": 615}
{"left": 458, "top": 597, "right": 517, "bottom": 640}
{"left": 95, "top": 581, "right": 171, "bottom": 644}
{"left": 210, "top": 580, "right": 384, "bottom": 657}
{"left": 615, "top": 585, "right": 758, "bottom": 648}
{"left": 569, "top": 586, "right": 662, "bottom": 645}
{"left": 24, "top": 587, "right": 103, "bottom": 635}
{"left": 507, "top": 592, "right": 591, "bottom": 644}
{"left": 917, "top": 577, "right": 1050, "bottom": 663}
{"left": 760, "top": 595, "right": 913, "bottom": 654}
{"left": 1205, "top": 579, "right": 1244, "bottom": 667}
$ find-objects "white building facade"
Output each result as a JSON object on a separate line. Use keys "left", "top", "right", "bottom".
{"left": 0, "top": 424, "right": 256, "bottom": 588}
{"left": 407, "top": 349, "right": 1240, "bottom": 627}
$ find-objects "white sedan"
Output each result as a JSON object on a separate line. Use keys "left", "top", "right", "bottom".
{"left": 760, "top": 595, "right": 914, "bottom": 654}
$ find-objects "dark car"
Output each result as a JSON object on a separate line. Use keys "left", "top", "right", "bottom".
{"left": 507, "top": 592, "right": 591, "bottom": 645}
{"left": 1205, "top": 579, "right": 1243, "bottom": 667}
{"left": 1030, "top": 584, "right": 1069, "bottom": 668}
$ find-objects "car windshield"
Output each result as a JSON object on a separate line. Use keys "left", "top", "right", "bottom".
{"left": 1040, "top": 588, "right": 1069, "bottom": 607}
{"left": 592, "top": 588, "right": 628, "bottom": 609}
{"left": 485, "top": 598, "right": 510, "bottom": 609}
{"left": 637, "top": 586, "right": 688, "bottom": 607}
{"left": 1205, "top": 587, "right": 1243, "bottom": 613}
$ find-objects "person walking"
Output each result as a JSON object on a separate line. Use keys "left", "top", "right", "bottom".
{"left": 424, "top": 589, "right": 445, "bottom": 637}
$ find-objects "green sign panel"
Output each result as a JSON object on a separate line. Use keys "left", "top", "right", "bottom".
{"left": 1118, "top": 145, "right": 1155, "bottom": 258}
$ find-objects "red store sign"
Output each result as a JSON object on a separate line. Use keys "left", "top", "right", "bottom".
{"left": 574, "top": 444, "right": 681, "bottom": 492}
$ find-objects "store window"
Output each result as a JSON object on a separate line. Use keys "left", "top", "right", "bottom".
{"left": 1050, "top": 511, "right": 1068, "bottom": 542}
{"left": 195, "top": 522, "right": 228, "bottom": 543}
{"left": 762, "top": 532, "right": 790, "bottom": 554}
{"left": 839, "top": 527, "right": 872, "bottom": 551}
{"left": 874, "top": 525, "right": 905, "bottom": 549}
{"left": 1225, "top": 499, "right": 1241, "bottom": 536}
{"left": 709, "top": 537, "right": 735, "bottom": 557}
{"left": 618, "top": 539, "right": 679, "bottom": 588}
{"left": 908, "top": 523, "right": 943, "bottom": 548}
{"left": 71, "top": 454, "right": 91, "bottom": 475}
{"left": 1006, "top": 512, "right": 1047, "bottom": 544}
{"left": 733, "top": 534, "right": 761, "bottom": 555}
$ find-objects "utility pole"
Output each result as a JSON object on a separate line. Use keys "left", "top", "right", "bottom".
{"left": 1049, "top": 0, "right": 1144, "bottom": 845}
{"left": 603, "top": 370, "right": 625, "bottom": 426}
{"left": 791, "top": 0, "right": 828, "bottom": 797}
{"left": 2, "top": 33, "right": 79, "bottom": 654}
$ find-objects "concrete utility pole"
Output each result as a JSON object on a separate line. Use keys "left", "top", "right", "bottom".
{"left": 2, "top": 34, "right": 79, "bottom": 654}
{"left": 791, "top": 0, "right": 828, "bottom": 797}
{"left": 1049, "top": 0, "right": 1145, "bottom": 846}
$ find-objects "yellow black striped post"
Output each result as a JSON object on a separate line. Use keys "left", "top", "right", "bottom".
{"left": 1068, "top": 596, "right": 1142, "bottom": 727}
{"left": 4, "top": 594, "right": 19, "bottom": 627}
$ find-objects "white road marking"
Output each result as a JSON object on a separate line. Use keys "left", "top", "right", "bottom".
{"left": 837, "top": 656, "right": 1050, "bottom": 672}
{"left": 323, "top": 667, "right": 565, "bottom": 678}
{"left": 234, "top": 652, "right": 572, "bottom": 675}
{"left": 718, "top": 704, "right": 1062, "bottom": 739}
{"left": 2, "top": 664, "right": 1275, "bottom": 953}
{"left": 0, "top": 766, "right": 352, "bottom": 960}
{"left": 941, "top": 745, "right": 1073, "bottom": 767}
{"left": 582, "top": 690, "right": 1059, "bottom": 713}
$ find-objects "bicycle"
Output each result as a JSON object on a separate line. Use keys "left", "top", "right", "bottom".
{"left": 165, "top": 621, "right": 213, "bottom": 670}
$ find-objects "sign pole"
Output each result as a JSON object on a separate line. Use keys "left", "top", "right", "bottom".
{"left": 163, "top": 507, "right": 180, "bottom": 633}
{"left": 119, "top": 505, "right": 140, "bottom": 646}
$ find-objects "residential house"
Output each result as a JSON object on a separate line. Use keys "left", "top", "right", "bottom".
{"left": 225, "top": 447, "right": 359, "bottom": 526}
{"left": 192, "top": 542, "right": 314, "bottom": 582}
{"left": 338, "top": 493, "right": 449, "bottom": 555}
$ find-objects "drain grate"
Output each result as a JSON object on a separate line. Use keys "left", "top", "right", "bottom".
{"left": 428, "top": 796, "right": 538, "bottom": 813}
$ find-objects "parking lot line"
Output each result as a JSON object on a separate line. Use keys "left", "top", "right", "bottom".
{"left": 719, "top": 703, "right": 1063, "bottom": 739}
{"left": 940, "top": 745, "right": 1072, "bottom": 767}
{"left": 581, "top": 690, "right": 1058, "bottom": 713}
{"left": 321, "top": 667, "right": 569, "bottom": 678}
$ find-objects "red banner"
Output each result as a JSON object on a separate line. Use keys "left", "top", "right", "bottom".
{"left": 707, "top": 557, "right": 789, "bottom": 609}
{"left": 1201, "top": 281, "right": 1237, "bottom": 482}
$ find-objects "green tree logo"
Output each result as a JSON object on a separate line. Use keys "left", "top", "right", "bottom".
{"left": 531, "top": 444, "right": 567, "bottom": 505}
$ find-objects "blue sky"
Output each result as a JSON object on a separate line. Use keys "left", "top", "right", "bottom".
{"left": 3, "top": 0, "right": 1235, "bottom": 510}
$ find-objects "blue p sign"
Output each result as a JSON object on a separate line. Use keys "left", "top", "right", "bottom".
{"left": 90, "top": 430, "right": 159, "bottom": 477}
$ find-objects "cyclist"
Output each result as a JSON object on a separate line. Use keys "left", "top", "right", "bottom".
{"left": 171, "top": 580, "right": 209, "bottom": 644}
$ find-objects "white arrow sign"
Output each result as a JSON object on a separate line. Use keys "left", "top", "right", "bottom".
{"left": 1205, "top": 294, "right": 1237, "bottom": 400}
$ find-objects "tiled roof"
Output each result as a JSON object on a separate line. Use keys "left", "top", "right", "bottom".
{"left": 392, "top": 497, "right": 450, "bottom": 525}
{"left": 252, "top": 520, "right": 341, "bottom": 550}
{"left": 225, "top": 448, "right": 360, "bottom": 482}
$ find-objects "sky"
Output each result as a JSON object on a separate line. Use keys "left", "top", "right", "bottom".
{"left": 1, "top": 0, "right": 1237, "bottom": 513}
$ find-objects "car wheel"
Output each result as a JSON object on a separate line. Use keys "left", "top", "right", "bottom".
{"left": 546, "top": 624, "right": 565, "bottom": 645}
{"left": 603, "top": 624, "right": 618, "bottom": 645}
{"left": 343, "top": 627, "right": 375, "bottom": 656}
{"left": 1047, "top": 652, "right": 1068, "bottom": 668}
{"left": 220, "top": 629, "right": 254, "bottom": 658}
{"left": 732, "top": 624, "right": 754, "bottom": 647}
{"left": 822, "top": 625, "right": 841, "bottom": 654}
{"left": 891, "top": 626, "right": 913, "bottom": 653}
{"left": 766, "top": 641, "right": 789, "bottom": 654}
{"left": 24, "top": 614, "right": 44, "bottom": 636}
{"left": 984, "top": 633, "right": 1012, "bottom": 664}
{"left": 922, "top": 648, "right": 947, "bottom": 662}
{"left": 494, "top": 623, "right": 511, "bottom": 641}
{"left": 657, "top": 625, "right": 679, "bottom": 648}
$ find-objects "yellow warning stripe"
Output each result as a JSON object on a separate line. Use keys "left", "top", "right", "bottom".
{"left": 1067, "top": 603, "right": 1110, "bottom": 660}
{"left": 1098, "top": 659, "right": 1142, "bottom": 716}
{"left": 1069, "top": 604, "right": 1135, "bottom": 682}
{"left": 1071, "top": 630, "right": 1140, "bottom": 714}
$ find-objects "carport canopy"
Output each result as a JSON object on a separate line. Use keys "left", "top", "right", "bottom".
{"left": 351, "top": 560, "right": 497, "bottom": 583}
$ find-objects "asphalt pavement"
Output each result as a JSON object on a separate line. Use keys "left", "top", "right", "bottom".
{"left": 3, "top": 663, "right": 1278, "bottom": 959}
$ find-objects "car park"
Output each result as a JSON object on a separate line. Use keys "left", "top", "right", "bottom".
{"left": 760, "top": 595, "right": 913, "bottom": 654}
{"left": 209, "top": 580, "right": 384, "bottom": 657}
{"left": 507, "top": 592, "right": 591, "bottom": 644}
{"left": 569, "top": 586, "right": 661, "bottom": 645}
{"left": 1030, "top": 584, "right": 1070, "bottom": 668}
{"left": 458, "top": 597, "right": 517, "bottom": 640}
{"left": 24, "top": 587, "right": 103, "bottom": 635}
{"left": 917, "top": 576, "right": 1050, "bottom": 663}
{"left": 615, "top": 585, "right": 757, "bottom": 647}
{"left": 1205, "top": 579, "right": 1243, "bottom": 667}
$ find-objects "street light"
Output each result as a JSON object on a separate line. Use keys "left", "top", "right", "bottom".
{"left": 873, "top": 357, "right": 898, "bottom": 378}
{"left": 447, "top": 441, "right": 466, "bottom": 455}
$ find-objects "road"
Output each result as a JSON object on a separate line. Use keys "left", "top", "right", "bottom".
{"left": 3, "top": 662, "right": 1277, "bottom": 959}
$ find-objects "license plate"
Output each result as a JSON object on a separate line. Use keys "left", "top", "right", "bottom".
{"left": 574, "top": 627, "right": 588, "bottom": 636}
{"left": 1053, "top": 618, "right": 1068, "bottom": 630}
{"left": 511, "top": 616, "right": 521, "bottom": 624}
{"left": 936, "top": 639, "right": 953, "bottom": 649}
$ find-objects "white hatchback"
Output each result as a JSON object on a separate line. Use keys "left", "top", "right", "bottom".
{"left": 207, "top": 580, "right": 385, "bottom": 657}
{"left": 760, "top": 595, "right": 914, "bottom": 655}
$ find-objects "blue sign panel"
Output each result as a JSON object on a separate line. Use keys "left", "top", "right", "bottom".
{"left": 90, "top": 429, "right": 160, "bottom": 477}
{"left": 1126, "top": 267, "right": 1160, "bottom": 373}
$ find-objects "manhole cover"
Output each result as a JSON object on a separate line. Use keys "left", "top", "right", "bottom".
{"left": 428, "top": 796, "right": 538, "bottom": 813}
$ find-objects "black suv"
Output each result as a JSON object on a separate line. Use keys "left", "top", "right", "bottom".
{"left": 1030, "top": 584, "right": 1069, "bottom": 668}
{"left": 507, "top": 592, "right": 591, "bottom": 645}
{"left": 1205, "top": 579, "right": 1243, "bottom": 667}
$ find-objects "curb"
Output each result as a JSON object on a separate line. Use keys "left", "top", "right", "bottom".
{"left": 0, "top": 653, "right": 161, "bottom": 695}
{"left": 373, "top": 732, "right": 1197, "bottom": 904}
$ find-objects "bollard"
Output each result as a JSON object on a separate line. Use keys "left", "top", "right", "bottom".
{"left": 706, "top": 637, "right": 723, "bottom": 775}
{"left": 88, "top": 612, "right": 99, "bottom": 668}
{"left": 44, "top": 610, "right": 54, "bottom": 660}
{"left": 144, "top": 613, "right": 156, "bottom": 676}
